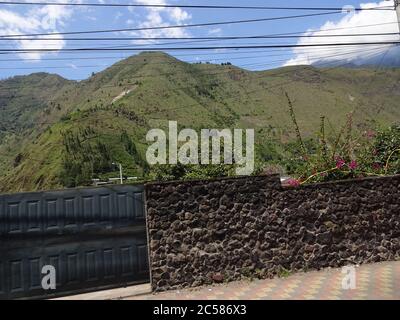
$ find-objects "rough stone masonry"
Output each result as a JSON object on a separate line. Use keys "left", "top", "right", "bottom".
{"left": 145, "top": 174, "right": 400, "bottom": 292}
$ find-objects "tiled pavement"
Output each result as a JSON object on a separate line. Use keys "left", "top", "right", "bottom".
{"left": 128, "top": 261, "right": 400, "bottom": 300}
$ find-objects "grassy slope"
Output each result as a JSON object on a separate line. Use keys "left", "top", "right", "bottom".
{"left": 0, "top": 52, "right": 399, "bottom": 192}
{"left": 0, "top": 73, "right": 76, "bottom": 177}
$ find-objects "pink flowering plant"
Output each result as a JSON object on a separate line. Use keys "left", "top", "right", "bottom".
{"left": 282, "top": 93, "right": 400, "bottom": 185}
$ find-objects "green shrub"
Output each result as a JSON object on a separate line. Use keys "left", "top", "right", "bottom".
{"left": 281, "top": 92, "right": 400, "bottom": 185}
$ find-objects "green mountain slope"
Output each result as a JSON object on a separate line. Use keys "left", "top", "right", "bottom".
{"left": 0, "top": 52, "right": 399, "bottom": 193}
{"left": 0, "top": 73, "right": 76, "bottom": 178}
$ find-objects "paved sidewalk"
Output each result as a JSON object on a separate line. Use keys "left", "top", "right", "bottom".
{"left": 128, "top": 261, "right": 400, "bottom": 300}
{"left": 54, "top": 284, "right": 151, "bottom": 300}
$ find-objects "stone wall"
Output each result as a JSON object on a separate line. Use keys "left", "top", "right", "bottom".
{"left": 145, "top": 175, "right": 400, "bottom": 292}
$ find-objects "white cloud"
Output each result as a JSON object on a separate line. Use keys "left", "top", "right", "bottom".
{"left": 169, "top": 7, "right": 191, "bottom": 23}
{"left": 128, "top": 0, "right": 192, "bottom": 42}
{"left": 0, "top": 1, "right": 77, "bottom": 60}
{"left": 208, "top": 28, "right": 222, "bottom": 35}
{"left": 284, "top": 1, "right": 399, "bottom": 67}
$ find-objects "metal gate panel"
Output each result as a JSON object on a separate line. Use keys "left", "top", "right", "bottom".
{"left": 0, "top": 185, "right": 149, "bottom": 300}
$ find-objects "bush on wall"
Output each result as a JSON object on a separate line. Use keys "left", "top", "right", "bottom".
{"left": 281, "top": 93, "right": 400, "bottom": 185}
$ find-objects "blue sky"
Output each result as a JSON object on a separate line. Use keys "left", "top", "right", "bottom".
{"left": 0, "top": 0, "right": 398, "bottom": 80}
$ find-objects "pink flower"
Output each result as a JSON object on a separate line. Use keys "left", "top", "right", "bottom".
{"left": 335, "top": 157, "right": 346, "bottom": 169}
{"left": 287, "top": 179, "right": 301, "bottom": 187}
{"left": 348, "top": 160, "right": 358, "bottom": 170}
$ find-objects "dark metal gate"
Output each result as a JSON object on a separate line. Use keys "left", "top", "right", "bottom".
{"left": 0, "top": 185, "right": 149, "bottom": 299}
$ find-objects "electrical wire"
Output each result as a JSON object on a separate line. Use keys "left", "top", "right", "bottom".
{"left": 0, "top": 45, "right": 389, "bottom": 71}
{"left": 0, "top": 12, "right": 343, "bottom": 38}
{"left": 0, "top": 1, "right": 394, "bottom": 11}
{"left": 1, "top": 32, "right": 398, "bottom": 41}
{"left": 0, "top": 41, "right": 398, "bottom": 53}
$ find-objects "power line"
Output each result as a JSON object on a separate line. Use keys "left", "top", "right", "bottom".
{"left": 1, "top": 41, "right": 399, "bottom": 53}
{"left": 0, "top": 11, "right": 342, "bottom": 38}
{"left": 2, "top": 21, "right": 397, "bottom": 41}
{"left": 0, "top": 45, "right": 384, "bottom": 63}
{"left": 0, "top": 46, "right": 385, "bottom": 65}
{"left": 0, "top": 45, "right": 389, "bottom": 71}
{"left": 1, "top": 31, "right": 397, "bottom": 52}
{"left": 0, "top": 48, "right": 390, "bottom": 71}
{"left": 0, "top": 45, "right": 388, "bottom": 59}
{"left": 1, "top": 21, "right": 397, "bottom": 57}
{"left": 2, "top": 32, "right": 398, "bottom": 41}
{"left": 0, "top": 1, "right": 395, "bottom": 11}
{"left": 1, "top": 38, "right": 398, "bottom": 52}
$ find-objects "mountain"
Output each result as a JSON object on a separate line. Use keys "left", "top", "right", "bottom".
{"left": 0, "top": 51, "right": 400, "bottom": 193}
{"left": 0, "top": 73, "right": 75, "bottom": 179}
